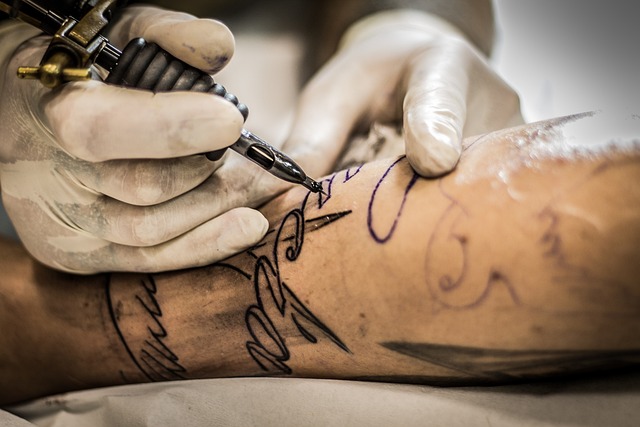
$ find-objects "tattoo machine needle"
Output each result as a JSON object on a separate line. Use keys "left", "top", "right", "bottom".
{"left": 113, "top": 49, "right": 326, "bottom": 194}
{"left": 4, "top": 0, "right": 324, "bottom": 194}
{"left": 96, "top": 38, "right": 326, "bottom": 194}
{"left": 227, "top": 130, "right": 324, "bottom": 194}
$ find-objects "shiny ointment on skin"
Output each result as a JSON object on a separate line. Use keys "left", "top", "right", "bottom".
{"left": 454, "top": 111, "right": 640, "bottom": 190}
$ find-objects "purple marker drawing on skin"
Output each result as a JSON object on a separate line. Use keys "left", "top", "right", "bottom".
{"left": 344, "top": 165, "right": 364, "bottom": 183}
{"left": 368, "top": 157, "right": 419, "bottom": 243}
{"left": 317, "top": 173, "right": 337, "bottom": 209}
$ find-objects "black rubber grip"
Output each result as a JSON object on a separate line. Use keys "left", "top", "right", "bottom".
{"left": 105, "top": 38, "right": 249, "bottom": 160}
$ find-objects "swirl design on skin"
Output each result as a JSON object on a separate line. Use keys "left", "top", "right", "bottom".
{"left": 244, "top": 191, "right": 351, "bottom": 374}
{"left": 319, "top": 159, "right": 502, "bottom": 309}
{"left": 367, "top": 157, "right": 419, "bottom": 243}
{"left": 424, "top": 183, "right": 520, "bottom": 309}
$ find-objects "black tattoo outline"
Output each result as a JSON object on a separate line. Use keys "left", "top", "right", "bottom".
{"left": 243, "top": 201, "right": 352, "bottom": 375}
{"left": 381, "top": 341, "right": 640, "bottom": 382}
{"left": 106, "top": 158, "right": 430, "bottom": 380}
{"left": 106, "top": 274, "right": 187, "bottom": 382}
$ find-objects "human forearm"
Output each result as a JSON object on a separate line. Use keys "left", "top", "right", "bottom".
{"left": 3, "top": 113, "right": 640, "bottom": 404}
{"left": 0, "top": 239, "right": 117, "bottom": 403}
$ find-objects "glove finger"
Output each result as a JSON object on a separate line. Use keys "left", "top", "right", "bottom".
{"left": 73, "top": 155, "right": 222, "bottom": 206}
{"left": 283, "top": 32, "right": 420, "bottom": 177}
{"left": 282, "top": 55, "right": 384, "bottom": 177}
{"left": 43, "top": 80, "right": 243, "bottom": 162}
{"left": 59, "top": 165, "right": 273, "bottom": 247}
{"left": 107, "top": 6, "right": 234, "bottom": 73}
{"left": 120, "top": 207, "right": 268, "bottom": 272}
{"left": 403, "top": 40, "right": 470, "bottom": 177}
{"left": 51, "top": 208, "right": 268, "bottom": 273}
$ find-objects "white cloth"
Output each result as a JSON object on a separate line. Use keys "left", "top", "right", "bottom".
{"left": 3, "top": 372, "right": 640, "bottom": 427}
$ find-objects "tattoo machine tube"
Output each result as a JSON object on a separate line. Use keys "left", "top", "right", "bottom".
{"left": 1, "top": 0, "right": 323, "bottom": 193}
{"left": 104, "top": 38, "right": 323, "bottom": 193}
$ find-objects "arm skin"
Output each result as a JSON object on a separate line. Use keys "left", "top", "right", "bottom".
{"left": 1, "top": 112, "right": 639, "bottom": 405}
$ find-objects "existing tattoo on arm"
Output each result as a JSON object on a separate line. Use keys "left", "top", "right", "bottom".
{"left": 377, "top": 342, "right": 640, "bottom": 384}
{"left": 106, "top": 166, "right": 368, "bottom": 381}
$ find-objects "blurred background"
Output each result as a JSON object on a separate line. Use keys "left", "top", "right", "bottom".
{"left": 493, "top": 0, "right": 640, "bottom": 122}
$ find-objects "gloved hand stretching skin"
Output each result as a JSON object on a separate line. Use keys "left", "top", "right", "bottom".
{"left": 0, "top": 6, "right": 277, "bottom": 274}
{"left": 284, "top": 10, "right": 524, "bottom": 178}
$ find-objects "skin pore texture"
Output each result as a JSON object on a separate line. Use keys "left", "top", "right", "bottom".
{"left": 0, "top": 111, "right": 639, "bottom": 404}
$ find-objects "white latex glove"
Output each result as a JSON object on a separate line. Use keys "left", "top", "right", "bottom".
{"left": 284, "top": 10, "right": 524, "bottom": 177}
{"left": 0, "top": 7, "right": 276, "bottom": 274}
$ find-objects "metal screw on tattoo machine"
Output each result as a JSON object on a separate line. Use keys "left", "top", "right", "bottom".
{"left": 1, "top": 0, "right": 324, "bottom": 194}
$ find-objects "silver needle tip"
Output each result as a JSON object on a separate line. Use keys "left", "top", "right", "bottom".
{"left": 302, "top": 177, "right": 324, "bottom": 194}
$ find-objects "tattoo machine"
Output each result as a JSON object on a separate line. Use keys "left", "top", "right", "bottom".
{"left": 0, "top": 0, "right": 324, "bottom": 193}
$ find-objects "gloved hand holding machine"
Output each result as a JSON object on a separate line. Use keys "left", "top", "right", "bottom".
{"left": 0, "top": 0, "right": 522, "bottom": 274}
{"left": 0, "top": 0, "right": 324, "bottom": 193}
